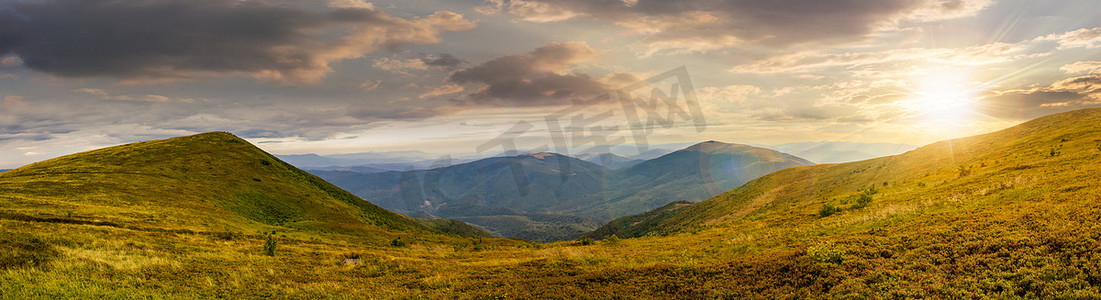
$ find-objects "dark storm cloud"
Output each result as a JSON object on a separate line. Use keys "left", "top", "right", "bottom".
{"left": 490, "top": 0, "right": 991, "bottom": 52}
{"left": 0, "top": 0, "right": 474, "bottom": 83}
{"left": 447, "top": 41, "right": 612, "bottom": 106}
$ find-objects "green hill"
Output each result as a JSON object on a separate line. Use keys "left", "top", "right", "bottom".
{"left": 0, "top": 132, "right": 486, "bottom": 239}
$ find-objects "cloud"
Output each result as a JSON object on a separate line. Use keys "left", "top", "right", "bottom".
{"left": 0, "top": 0, "right": 475, "bottom": 84}
{"left": 489, "top": 0, "right": 992, "bottom": 55}
{"left": 1050, "top": 74, "right": 1101, "bottom": 95}
{"left": 697, "top": 85, "right": 761, "bottom": 104}
{"left": 2, "top": 95, "right": 25, "bottom": 107}
{"left": 373, "top": 53, "right": 463, "bottom": 75}
{"left": 730, "top": 42, "right": 1045, "bottom": 74}
{"left": 420, "top": 53, "right": 463, "bottom": 69}
{"left": 1060, "top": 61, "right": 1101, "bottom": 74}
{"left": 980, "top": 73, "right": 1101, "bottom": 119}
{"left": 447, "top": 41, "right": 612, "bottom": 106}
{"left": 1039, "top": 27, "right": 1101, "bottom": 49}
{"left": 754, "top": 104, "right": 859, "bottom": 121}
{"left": 419, "top": 84, "right": 466, "bottom": 99}
{"left": 360, "top": 80, "right": 382, "bottom": 91}
{"left": 75, "top": 88, "right": 197, "bottom": 103}
{"left": 373, "top": 57, "right": 430, "bottom": 75}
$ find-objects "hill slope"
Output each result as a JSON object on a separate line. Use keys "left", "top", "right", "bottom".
{"left": 0, "top": 132, "right": 487, "bottom": 239}
{"left": 591, "top": 108, "right": 1101, "bottom": 239}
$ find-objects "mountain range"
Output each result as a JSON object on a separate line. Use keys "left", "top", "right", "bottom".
{"left": 277, "top": 145, "right": 683, "bottom": 173}
{"left": 311, "top": 141, "right": 811, "bottom": 241}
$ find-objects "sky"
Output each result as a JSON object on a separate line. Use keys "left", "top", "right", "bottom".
{"left": 1, "top": 0, "right": 1100, "bottom": 168}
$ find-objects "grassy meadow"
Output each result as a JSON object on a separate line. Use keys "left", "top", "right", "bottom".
{"left": 3, "top": 109, "right": 1101, "bottom": 298}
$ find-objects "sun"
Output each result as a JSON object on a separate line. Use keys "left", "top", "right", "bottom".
{"left": 901, "top": 68, "right": 982, "bottom": 133}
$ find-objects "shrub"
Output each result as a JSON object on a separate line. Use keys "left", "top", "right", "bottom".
{"left": 262, "top": 234, "right": 277, "bottom": 256}
{"left": 819, "top": 203, "right": 840, "bottom": 217}
{"left": 603, "top": 234, "right": 621, "bottom": 245}
{"left": 578, "top": 237, "right": 595, "bottom": 246}
{"left": 852, "top": 194, "right": 872, "bottom": 209}
{"left": 390, "top": 237, "right": 408, "bottom": 247}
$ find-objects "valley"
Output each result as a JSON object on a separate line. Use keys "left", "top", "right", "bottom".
{"left": 309, "top": 141, "right": 810, "bottom": 242}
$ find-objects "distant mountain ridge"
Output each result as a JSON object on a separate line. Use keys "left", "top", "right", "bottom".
{"left": 574, "top": 153, "right": 644, "bottom": 170}
{"left": 312, "top": 141, "right": 811, "bottom": 241}
{"left": 275, "top": 143, "right": 689, "bottom": 173}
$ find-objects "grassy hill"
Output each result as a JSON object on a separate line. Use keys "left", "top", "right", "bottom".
{"left": 0, "top": 132, "right": 486, "bottom": 240}
{"left": 4, "top": 109, "right": 1101, "bottom": 298}
{"left": 591, "top": 108, "right": 1101, "bottom": 239}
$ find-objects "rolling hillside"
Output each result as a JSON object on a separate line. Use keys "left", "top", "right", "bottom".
{"left": 590, "top": 108, "right": 1101, "bottom": 240}
{"left": 3, "top": 110, "right": 1101, "bottom": 298}
{"left": 0, "top": 132, "right": 488, "bottom": 239}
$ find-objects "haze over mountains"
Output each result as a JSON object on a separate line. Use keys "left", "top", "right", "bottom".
{"left": 764, "top": 141, "right": 918, "bottom": 164}
{"left": 278, "top": 141, "right": 910, "bottom": 176}
{"left": 311, "top": 141, "right": 811, "bottom": 241}
{"left": 275, "top": 143, "right": 692, "bottom": 172}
